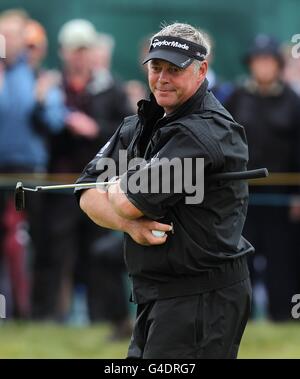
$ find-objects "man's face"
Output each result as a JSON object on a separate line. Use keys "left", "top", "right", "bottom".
{"left": 27, "top": 43, "right": 47, "bottom": 69}
{"left": 249, "top": 55, "right": 281, "bottom": 85}
{"left": 60, "top": 47, "right": 92, "bottom": 73}
{"left": 0, "top": 16, "right": 25, "bottom": 63}
{"left": 91, "top": 45, "right": 111, "bottom": 70}
{"left": 148, "top": 59, "right": 206, "bottom": 114}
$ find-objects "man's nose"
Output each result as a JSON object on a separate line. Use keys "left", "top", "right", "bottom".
{"left": 158, "top": 68, "right": 169, "bottom": 82}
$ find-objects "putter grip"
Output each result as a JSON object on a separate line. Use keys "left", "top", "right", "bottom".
{"left": 210, "top": 168, "right": 268, "bottom": 180}
{"left": 15, "top": 182, "right": 25, "bottom": 211}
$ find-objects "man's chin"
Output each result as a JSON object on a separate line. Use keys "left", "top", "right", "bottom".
{"left": 155, "top": 96, "right": 174, "bottom": 109}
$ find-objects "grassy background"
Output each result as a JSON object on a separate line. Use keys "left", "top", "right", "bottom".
{"left": 0, "top": 321, "right": 300, "bottom": 358}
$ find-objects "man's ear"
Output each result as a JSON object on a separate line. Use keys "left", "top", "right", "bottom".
{"left": 198, "top": 60, "right": 208, "bottom": 81}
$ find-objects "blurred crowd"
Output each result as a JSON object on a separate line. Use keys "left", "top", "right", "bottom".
{"left": 0, "top": 8, "right": 300, "bottom": 337}
{"left": 0, "top": 9, "right": 143, "bottom": 340}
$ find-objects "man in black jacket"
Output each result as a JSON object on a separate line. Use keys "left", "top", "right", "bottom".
{"left": 76, "top": 23, "right": 253, "bottom": 358}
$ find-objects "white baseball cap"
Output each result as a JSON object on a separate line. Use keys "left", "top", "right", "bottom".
{"left": 58, "top": 19, "right": 98, "bottom": 49}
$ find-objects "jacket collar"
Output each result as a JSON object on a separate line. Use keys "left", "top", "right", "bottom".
{"left": 166, "top": 78, "right": 208, "bottom": 121}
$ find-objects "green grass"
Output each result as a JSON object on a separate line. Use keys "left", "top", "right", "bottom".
{"left": 0, "top": 321, "right": 300, "bottom": 358}
{"left": 239, "top": 321, "right": 300, "bottom": 359}
{"left": 0, "top": 322, "right": 128, "bottom": 358}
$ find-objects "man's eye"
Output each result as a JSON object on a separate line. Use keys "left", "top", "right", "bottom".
{"left": 169, "top": 66, "right": 181, "bottom": 73}
{"left": 151, "top": 66, "right": 161, "bottom": 72}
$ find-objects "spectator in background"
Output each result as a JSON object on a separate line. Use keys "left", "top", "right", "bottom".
{"left": 89, "top": 29, "right": 135, "bottom": 338}
{"left": 92, "top": 32, "right": 147, "bottom": 114}
{"left": 226, "top": 34, "right": 300, "bottom": 321}
{"left": 125, "top": 80, "right": 147, "bottom": 113}
{"left": 31, "top": 19, "right": 133, "bottom": 339}
{"left": 123, "top": 34, "right": 154, "bottom": 113}
{"left": 25, "top": 19, "right": 64, "bottom": 140}
{"left": 204, "top": 31, "right": 234, "bottom": 104}
{"left": 91, "top": 32, "right": 114, "bottom": 71}
{"left": 0, "top": 9, "right": 66, "bottom": 318}
{"left": 24, "top": 19, "right": 48, "bottom": 71}
{"left": 89, "top": 31, "right": 135, "bottom": 136}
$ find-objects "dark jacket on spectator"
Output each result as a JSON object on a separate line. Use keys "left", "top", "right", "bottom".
{"left": 49, "top": 70, "right": 133, "bottom": 173}
{"left": 225, "top": 80, "right": 300, "bottom": 193}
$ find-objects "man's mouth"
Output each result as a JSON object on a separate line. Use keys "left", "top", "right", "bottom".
{"left": 156, "top": 88, "right": 174, "bottom": 93}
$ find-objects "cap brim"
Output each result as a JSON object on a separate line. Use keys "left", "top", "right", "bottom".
{"left": 143, "top": 50, "right": 193, "bottom": 68}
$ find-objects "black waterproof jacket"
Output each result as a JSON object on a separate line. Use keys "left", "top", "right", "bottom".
{"left": 76, "top": 79, "right": 253, "bottom": 303}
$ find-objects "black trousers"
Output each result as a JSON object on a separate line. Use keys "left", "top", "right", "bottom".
{"left": 127, "top": 278, "right": 251, "bottom": 359}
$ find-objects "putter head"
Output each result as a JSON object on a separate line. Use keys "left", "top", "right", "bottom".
{"left": 15, "top": 182, "right": 25, "bottom": 211}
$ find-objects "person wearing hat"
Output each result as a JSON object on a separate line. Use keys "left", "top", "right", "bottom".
{"left": 75, "top": 22, "right": 253, "bottom": 358}
{"left": 0, "top": 10, "right": 66, "bottom": 319}
{"left": 226, "top": 34, "right": 300, "bottom": 321}
{"left": 31, "top": 19, "right": 133, "bottom": 339}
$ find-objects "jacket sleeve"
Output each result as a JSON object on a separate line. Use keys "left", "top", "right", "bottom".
{"left": 119, "top": 125, "right": 223, "bottom": 220}
{"left": 74, "top": 117, "right": 136, "bottom": 202}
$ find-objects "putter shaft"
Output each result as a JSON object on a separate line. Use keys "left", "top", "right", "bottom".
{"left": 15, "top": 168, "right": 268, "bottom": 212}
{"left": 25, "top": 180, "right": 118, "bottom": 192}
{"left": 22, "top": 168, "right": 269, "bottom": 192}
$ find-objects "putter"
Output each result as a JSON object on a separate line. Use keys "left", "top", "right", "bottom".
{"left": 15, "top": 167, "right": 268, "bottom": 236}
{"left": 15, "top": 179, "right": 118, "bottom": 212}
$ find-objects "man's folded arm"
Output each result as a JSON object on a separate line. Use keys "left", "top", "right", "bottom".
{"left": 79, "top": 188, "right": 142, "bottom": 232}
{"left": 79, "top": 187, "right": 171, "bottom": 247}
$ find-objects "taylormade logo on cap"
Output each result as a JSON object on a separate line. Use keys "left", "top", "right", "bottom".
{"left": 152, "top": 38, "right": 189, "bottom": 51}
{"left": 143, "top": 36, "right": 208, "bottom": 66}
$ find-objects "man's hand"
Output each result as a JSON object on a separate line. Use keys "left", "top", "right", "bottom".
{"left": 80, "top": 188, "right": 172, "bottom": 246}
{"left": 66, "top": 111, "right": 99, "bottom": 138}
{"left": 35, "top": 70, "right": 61, "bottom": 103}
{"left": 124, "top": 218, "right": 173, "bottom": 246}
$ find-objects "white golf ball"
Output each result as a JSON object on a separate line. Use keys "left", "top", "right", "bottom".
{"left": 152, "top": 230, "right": 166, "bottom": 238}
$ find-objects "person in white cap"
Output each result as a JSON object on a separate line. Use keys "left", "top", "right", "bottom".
{"left": 31, "top": 19, "right": 133, "bottom": 340}
{"left": 58, "top": 19, "right": 98, "bottom": 50}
